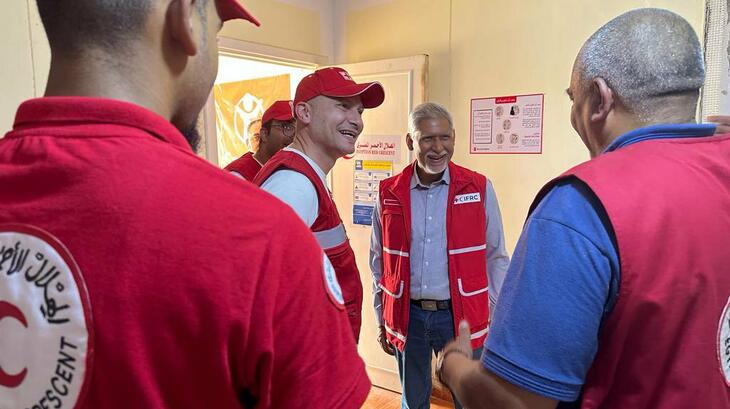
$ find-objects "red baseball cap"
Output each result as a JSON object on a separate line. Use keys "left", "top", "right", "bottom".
{"left": 216, "top": 0, "right": 260, "bottom": 26}
{"left": 294, "top": 67, "right": 385, "bottom": 109}
{"left": 262, "top": 100, "right": 294, "bottom": 125}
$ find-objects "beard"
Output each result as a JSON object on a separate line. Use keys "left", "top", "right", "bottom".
{"left": 179, "top": 118, "right": 202, "bottom": 153}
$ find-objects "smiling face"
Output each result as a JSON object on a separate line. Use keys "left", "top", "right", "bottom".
{"left": 306, "top": 95, "right": 365, "bottom": 157}
{"left": 308, "top": 95, "right": 364, "bottom": 159}
{"left": 408, "top": 117, "right": 455, "bottom": 181}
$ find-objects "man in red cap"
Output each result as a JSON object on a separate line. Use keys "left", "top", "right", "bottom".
{"left": 0, "top": 1, "right": 370, "bottom": 408}
{"left": 255, "top": 67, "right": 385, "bottom": 342}
{"left": 226, "top": 100, "right": 294, "bottom": 180}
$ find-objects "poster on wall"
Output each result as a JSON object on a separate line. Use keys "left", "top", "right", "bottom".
{"left": 353, "top": 160, "right": 393, "bottom": 226}
{"left": 354, "top": 134, "right": 402, "bottom": 163}
{"left": 351, "top": 135, "right": 401, "bottom": 226}
{"left": 470, "top": 93, "right": 544, "bottom": 154}
{"left": 213, "top": 74, "right": 291, "bottom": 167}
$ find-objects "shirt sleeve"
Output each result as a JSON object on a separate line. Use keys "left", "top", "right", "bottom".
{"left": 260, "top": 170, "right": 319, "bottom": 227}
{"left": 369, "top": 195, "right": 384, "bottom": 326}
{"left": 481, "top": 179, "right": 619, "bottom": 402}
{"left": 484, "top": 179, "right": 510, "bottom": 311}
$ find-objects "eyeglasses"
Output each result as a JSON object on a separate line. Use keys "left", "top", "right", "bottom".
{"left": 270, "top": 122, "right": 296, "bottom": 137}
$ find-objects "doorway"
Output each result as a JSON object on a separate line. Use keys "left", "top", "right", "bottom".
{"left": 201, "top": 37, "right": 322, "bottom": 167}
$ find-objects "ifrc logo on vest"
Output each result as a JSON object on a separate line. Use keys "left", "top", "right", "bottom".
{"left": 0, "top": 224, "right": 93, "bottom": 409}
{"left": 453, "top": 192, "right": 481, "bottom": 205}
{"left": 718, "top": 295, "right": 730, "bottom": 386}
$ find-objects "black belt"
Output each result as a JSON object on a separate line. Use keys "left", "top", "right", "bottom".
{"left": 411, "top": 299, "right": 451, "bottom": 311}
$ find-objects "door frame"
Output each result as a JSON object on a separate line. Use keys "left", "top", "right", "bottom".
{"left": 203, "top": 37, "right": 325, "bottom": 166}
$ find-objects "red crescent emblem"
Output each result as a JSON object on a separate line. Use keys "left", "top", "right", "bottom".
{"left": 0, "top": 300, "right": 28, "bottom": 388}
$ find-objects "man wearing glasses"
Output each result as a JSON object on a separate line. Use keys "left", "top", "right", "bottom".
{"left": 255, "top": 67, "right": 385, "bottom": 342}
{"left": 226, "top": 100, "right": 294, "bottom": 180}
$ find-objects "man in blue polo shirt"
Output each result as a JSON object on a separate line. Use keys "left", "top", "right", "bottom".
{"left": 438, "top": 8, "right": 730, "bottom": 409}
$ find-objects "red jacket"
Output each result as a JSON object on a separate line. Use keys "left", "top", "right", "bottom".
{"left": 254, "top": 150, "right": 364, "bottom": 341}
{"left": 378, "top": 162, "right": 490, "bottom": 351}
{"left": 531, "top": 134, "right": 730, "bottom": 408}
{"left": 224, "top": 152, "right": 262, "bottom": 181}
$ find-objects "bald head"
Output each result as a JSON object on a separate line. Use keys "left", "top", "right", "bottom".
{"left": 576, "top": 8, "right": 704, "bottom": 123}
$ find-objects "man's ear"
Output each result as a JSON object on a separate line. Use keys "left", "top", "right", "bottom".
{"left": 295, "top": 102, "right": 312, "bottom": 124}
{"left": 590, "top": 77, "right": 614, "bottom": 124}
{"left": 406, "top": 133, "right": 414, "bottom": 151}
{"left": 168, "top": 0, "right": 198, "bottom": 56}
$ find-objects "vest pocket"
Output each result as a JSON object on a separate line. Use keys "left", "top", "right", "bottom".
{"left": 379, "top": 279, "right": 404, "bottom": 299}
{"left": 448, "top": 245, "right": 488, "bottom": 296}
{"left": 382, "top": 208, "right": 406, "bottom": 246}
{"left": 381, "top": 208, "right": 409, "bottom": 275}
{"left": 457, "top": 278, "right": 488, "bottom": 297}
{"left": 450, "top": 247, "right": 489, "bottom": 338}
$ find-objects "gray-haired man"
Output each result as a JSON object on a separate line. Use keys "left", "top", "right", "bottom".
{"left": 370, "top": 102, "right": 510, "bottom": 408}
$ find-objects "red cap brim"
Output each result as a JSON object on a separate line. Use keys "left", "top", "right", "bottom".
{"left": 322, "top": 82, "right": 385, "bottom": 109}
{"left": 216, "top": 0, "right": 260, "bottom": 26}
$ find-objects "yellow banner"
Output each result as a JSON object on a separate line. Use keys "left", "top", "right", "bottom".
{"left": 213, "top": 74, "right": 290, "bottom": 167}
{"left": 362, "top": 160, "right": 393, "bottom": 171}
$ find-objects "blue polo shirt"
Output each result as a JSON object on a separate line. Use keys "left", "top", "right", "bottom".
{"left": 481, "top": 123, "right": 716, "bottom": 403}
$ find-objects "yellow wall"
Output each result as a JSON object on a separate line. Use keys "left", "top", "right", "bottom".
{"left": 345, "top": 0, "right": 451, "bottom": 104}
{"left": 0, "top": 0, "right": 329, "bottom": 134}
{"left": 0, "top": 1, "right": 41, "bottom": 134}
{"left": 219, "top": 0, "right": 325, "bottom": 56}
{"left": 345, "top": 0, "right": 705, "bottom": 251}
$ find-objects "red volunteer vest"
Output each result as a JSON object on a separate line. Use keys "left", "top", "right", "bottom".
{"left": 530, "top": 135, "right": 730, "bottom": 408}
{"left": 224, "top": 152, "right": 262, "bottom": 181}
{"left": 254, "top": 150, "right": 364, "bottom": 341}
{"left": 378, "top": 162, "right": 489, "bottom": 351}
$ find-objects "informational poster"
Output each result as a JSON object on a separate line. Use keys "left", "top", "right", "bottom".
{"left": 353, "top": 160, "right": 392, "bottom": 226}
{"left": 470, "top": 93, "right": 544, "bottom": 154}
{"left": 213, "top": 74, "right": 290, "bottom": 167}
{"left": 351, "top": 135, "right": 401, "bottom": 226}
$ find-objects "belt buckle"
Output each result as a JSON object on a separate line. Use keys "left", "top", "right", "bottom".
{"left": 422, "top": 300, "right": 438, "bottom": 311}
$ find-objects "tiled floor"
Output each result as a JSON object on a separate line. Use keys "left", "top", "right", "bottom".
{"left": 362, "top": 386, "right": 454, "bottom": 409}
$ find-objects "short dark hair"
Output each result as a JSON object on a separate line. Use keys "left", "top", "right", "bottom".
{"left": 36, "top": 0, "right": 152, "bottom": 54}
{"left": 36, "top": 0, "right": 210, "bottom": 54}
